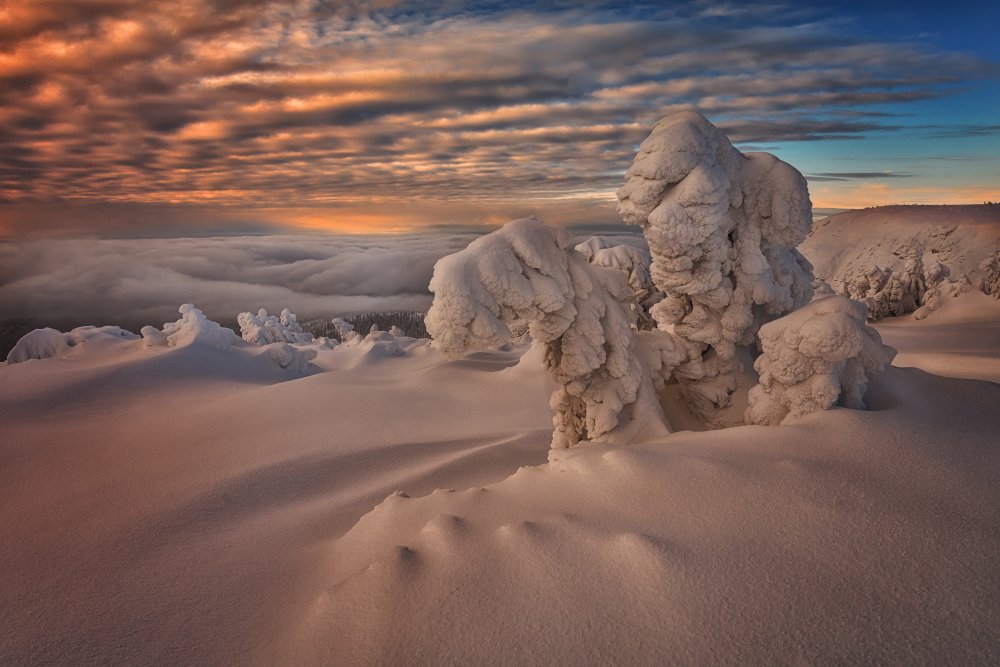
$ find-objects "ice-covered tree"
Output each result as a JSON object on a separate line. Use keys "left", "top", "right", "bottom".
{"left": 237, "top": 308, "right": 314, "bottom": 345}
{"left": 617, "top": 110, "right": 814, "bottom": 420}
{"left": 745, "top": 295, "right": 896, "bottom": 425}
{"left": 426, "top": 217, "right": 683, "bottom": 448}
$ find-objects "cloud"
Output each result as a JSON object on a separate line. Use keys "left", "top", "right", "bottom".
{"left": 807, "top": 171, "right": 914, "bottom": 182}
{"left": 0, "top": 0, "right": 996, "bottom": 233}
{"left": 0, "top": 232, "right": 485, "bottom": 327}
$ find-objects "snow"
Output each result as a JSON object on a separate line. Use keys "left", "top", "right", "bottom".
{"left": 802, "top": 205, "right": 1000, "bottom": 319}
{"left": 617, "top": 111, "right": 814, "bottom": 421}
{"left": 746, "top": 295, "right": 895, "bottom": 425}
{"left": 2, "top": 296, "right": 997, "bottom": 664}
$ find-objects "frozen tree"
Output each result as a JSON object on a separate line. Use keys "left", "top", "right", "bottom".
{"left": 389, "top": 325, "right": 406, "bottom": 337}
{"left": 142, "top": 304, "right": 242, "bottom": 349}
{"left": 237, "top": 308, "right": 314, "bottom": 345}
{"left": 575, "top": 236, "right": 659, "bottom": 329}
{"left": 426, "top": 217, "right": 683, "bottom": 448}
{"left": 617, "top": 110, "right": 814, "bottom": 420}
{"left": 745, "top": 295, "right": 895, "bottom": 425}
{"left": 330, "top": 317, "right": 361, "bottom": 345}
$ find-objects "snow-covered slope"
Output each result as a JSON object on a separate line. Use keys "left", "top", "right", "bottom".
{"left": 1, "top": 301, "right": 998, "bottom": 664}
{"left": 801, "top": 205, "right": 1000, "bottom": 319}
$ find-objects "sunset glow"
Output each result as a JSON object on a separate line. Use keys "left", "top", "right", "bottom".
{"left": 1, "top": 0, "right": 998, "bottom": 236}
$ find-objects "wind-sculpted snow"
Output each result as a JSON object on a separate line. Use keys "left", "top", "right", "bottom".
{"left": 617, "top": 111, "right": 814, "bottom": 419}
{"left": 426, "top": 217, "right": 678, "bottom": 448}
{"left": 142, "top": 304, "right": 242, "bottom": 349}
{"left": 237, "top": 308, "right": 314, "bottom": 345}
{"left": 575, "top": 236, "right": 659, "bottom": 330}
{"left": 746, "top": 295, "right": 895, "bottom": 425}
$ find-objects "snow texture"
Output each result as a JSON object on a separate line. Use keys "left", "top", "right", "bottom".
{"left": 575, "top": 236, "right": 659, "bottom": 329}
{"left": 746, "top": 295, "right": 895, "bottom": 425}
{"left": 617, "top": 111, "right": 814, "bottom": 419}
{"left": 426, "top": 217, "right": 673, "bottom": 448}
{"left": 237, "top": 308, "right": 314, "bottom": 345}
{"left": 144, "top": 304, "right": 243, "bottom": 349}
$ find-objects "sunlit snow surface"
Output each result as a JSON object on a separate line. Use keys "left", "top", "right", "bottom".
{"left": 1, "top": 302, "right": 999, "bottom": 664}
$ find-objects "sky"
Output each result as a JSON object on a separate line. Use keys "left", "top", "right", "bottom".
{"left": 1, "top": 0, "right": 998, "bottom": 237}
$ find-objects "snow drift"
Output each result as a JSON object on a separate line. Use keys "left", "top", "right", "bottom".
{"left": 617, "top": 110, "right": 814, "bottom": 421}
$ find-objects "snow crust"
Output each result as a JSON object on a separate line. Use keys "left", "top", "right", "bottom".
{"left": 617, "top": 111, "right": 814, "bottom": 419}
{"left": 426, "top": 217, "right": 672, "bottom": 448}
{"left": 237, "top": 308, "right": 314, "bottom": 345}
{"left": 746, "top": 295, "right": 896, "bottom": 425}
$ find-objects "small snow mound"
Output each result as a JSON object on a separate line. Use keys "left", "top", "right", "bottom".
{"left": 237, "top": 308, "right": 314, "bottom": 345}
{"left": 7, "top": 328, "right": 70, "bottom": 364}
{"left": 360, "top": 330, "right": 404, "bottom": 358}
{"left": 262, "top": 342, "right": 317, "bottom": 373}
{"left": 746, "top": 295, "right": 895, "bottom": 425}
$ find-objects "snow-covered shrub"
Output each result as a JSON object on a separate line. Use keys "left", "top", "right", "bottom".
{"left": 237, "top": 308, "right": 313, "bottom": 345}
{"left": 745, "top": 295, "right": 895, "bottom": 425}
{"left": 7, "top": 328, "right": 70, "bottom": 363}
{"left": 426, "top": 217, "right": 678, "bottom": 448}
{"left": 389, "top": 325, "right": 406, "bottom": 337}
{"left": 145, "top": 304, "right": 242, "bottom": 349}
{"left": 575, "top": 236, "right": 659, "bottom": 330}
{"left": 617, "top": 111, "right": 814, "bottom": 419}
{"left": 330, "top": 317, "right": 361, "bottom": 344}
{"left": 979, "top": 250, "right": 1000, "bottom": 299}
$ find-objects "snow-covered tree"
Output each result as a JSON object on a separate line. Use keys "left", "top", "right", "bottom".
{"left": 237, "top": 308, "right": 313, "bottom": 345}
{"left": 745, "top": 295, "right": 895, "bottom": 425}
{"left": 426, "top": 217, "right": 682, "bottom": 448}
{"left": 617, "top": 110, "right": 814, "bottom": 420}
{"left": 142, "top": 304, "right": 242, "bottom": 349}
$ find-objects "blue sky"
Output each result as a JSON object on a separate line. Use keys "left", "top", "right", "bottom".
{"left": 0, "top": 0, "right": 997, "bottom": 236}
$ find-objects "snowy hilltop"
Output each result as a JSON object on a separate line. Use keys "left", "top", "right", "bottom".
{"left": 802, "top": 205, "right": 1000, "bottom": 320}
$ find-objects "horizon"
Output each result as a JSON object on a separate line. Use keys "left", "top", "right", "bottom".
{"left": 2, "top": 0, "right": 998, "bottom": 237}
